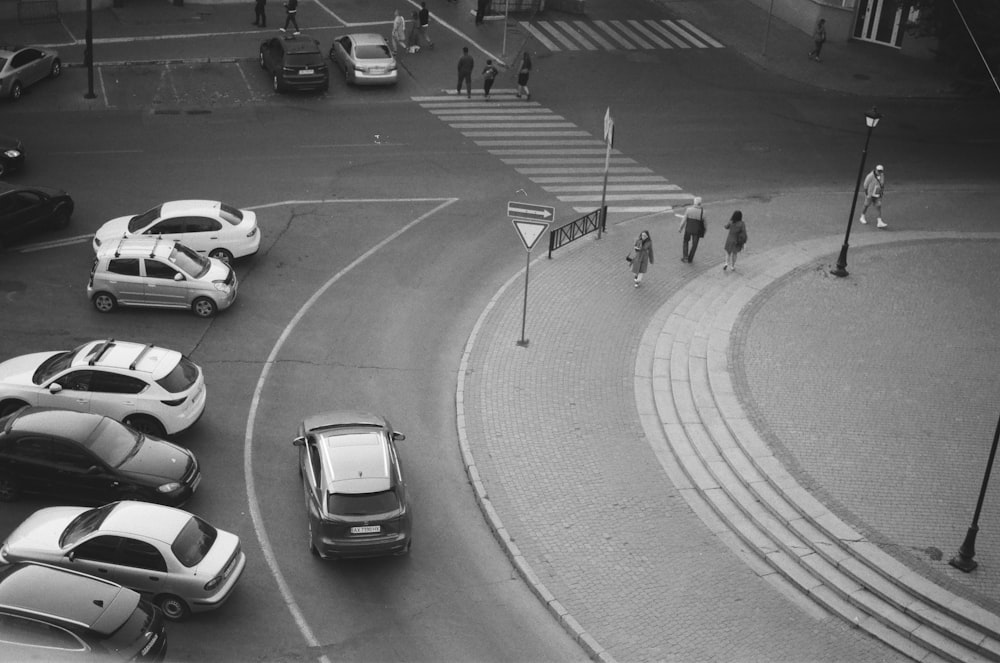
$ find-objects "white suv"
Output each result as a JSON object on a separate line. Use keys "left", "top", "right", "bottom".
{"left": 0, "top": 339, "right": 206, "bottom": 437}
{"left": 88, "top": 237, "right": 238, "bottom": 318}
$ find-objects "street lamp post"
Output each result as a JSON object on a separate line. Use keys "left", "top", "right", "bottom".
{"left": 830, "top": 107, "right": 881, "bottom": 278}
{"left": 84, "top": 0, "right": 95, "bottom": 99}
{"left": 949, "top": 411, "right": 1000, "bottom": 573}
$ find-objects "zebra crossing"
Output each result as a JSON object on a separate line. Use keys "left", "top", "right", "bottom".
{"left": 414, "top": 92, "right": 693, "bottom": 220}
{"left": 521, "top": 19, "right": 724, "bottom": 52}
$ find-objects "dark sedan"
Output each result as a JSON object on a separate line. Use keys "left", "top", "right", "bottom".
{"left": 0, "top": 135, "right": 24, "bottom": 177}
{"left": 0, "top": 181, "right": 73, "bottom": 249}
{"left": 0, "top": 407, "right": 201, "bottom": 507}
{"left": 259, "top": 35, "right": 329, "bottom": 93}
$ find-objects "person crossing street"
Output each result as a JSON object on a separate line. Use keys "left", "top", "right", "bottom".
{"left": 860, "top": 164, "right": 888, "bottom": 228}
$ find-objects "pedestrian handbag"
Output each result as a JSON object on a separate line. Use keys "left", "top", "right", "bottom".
{"left": 626, "top": 252, "right": 633, "bottom": 264}
{"left": 698, "top": 210, "right": 706, "bottom": 238}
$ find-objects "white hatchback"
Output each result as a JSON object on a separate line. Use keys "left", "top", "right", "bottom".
{"left": 0, "top": 501, "right": 246, "bottom": 621}
{"left": 93, "top": 200, "right": 260, "bottom": 263}
{"left": 0, "top": 339, "right": 206, "bottom": 437}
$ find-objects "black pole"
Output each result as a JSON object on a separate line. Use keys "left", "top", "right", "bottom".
{"left": 949, "top": 411, "right": 1000, "bottom": 573}
{"left": 830, "top": 123, "right": 874, "bottom": 277}
{"left": 84, "top": 0, "right": 95, "bottom": 99}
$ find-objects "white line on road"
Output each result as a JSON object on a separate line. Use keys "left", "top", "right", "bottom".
{"left": 243, "top": 197, "right": 456, "bottom": 663}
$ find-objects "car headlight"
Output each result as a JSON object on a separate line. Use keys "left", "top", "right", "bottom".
{"left": 0, "top": 544, "right": 9, "bottom": 562}
{"left": 156, "top": 482, "right": 182, "bottom": 494}
{"left": 3, "top": 149, "right": 20, "bottom": 159}
{"left": 94, "top": 236, "right": 102, "bottom": 248}
{"left": 213, "top": 281, "right": 231, "bottom": 293}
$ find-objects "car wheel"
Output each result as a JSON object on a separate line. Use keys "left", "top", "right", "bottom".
{"left": 208, "top": 248, "right": 234, "bottom": 263}
{"left": 10, "top": 81, "right": 22, "bottom": 100}
{"left": 50, "top": 59, "right": 62, "bottom": 78}
{"left": 123, "top": 415, "right": 166, "bottom": 438}
{"left": 192, "top": 297, "right": 217, "bottom": 318}
{"left": 49, "top": 207, "right": 70, "bottom": 231}
{"left": 92, "top": 292, "right": 117, "bottom": 313}
{"left": 0, "top": 399, "right": 28, "bottom": 417}
{"left": 155, "top": 594, "right": 190, "bottom": 621}
{"left": 0, "top": 474, "right": 21, "bottom": 502}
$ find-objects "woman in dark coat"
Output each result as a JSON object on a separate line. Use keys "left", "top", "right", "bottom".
{"left": 516, "top": 52, "right": 532, "bottom": 99}
{"left": 630, "top": 230, "right": 654, "bottom": 287}
{"left": 723, "top": 210, "right": 748, "bottom": 272}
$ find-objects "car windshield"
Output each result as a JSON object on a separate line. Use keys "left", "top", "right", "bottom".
{"left": 218, "top": 203, "right": 244, "bottom": 226}
{"left": 31, "top": 346, "right": 83, "bottom": 385}
{"left": 168, "top": 243, "right": 210, "bottom": 278}
{"left": 171, "top": 515, "right": 218, "bottom": 567}
{"left": 327, "top": 490, "right": 400, "bottom": 516}
{"left": 355, "top": 44, "right": 390, "bottom": 60}
{"left": 86, "top": 417, "right": 141, "bottom": 468}
{"left": 127, "top": 205, "right": 164, "bottom": 233}
{"left": 155, "top": 355, "right": 199, "bottom": 394}
{"left": 59, "top": 503, "right": 116, "bottom": 548}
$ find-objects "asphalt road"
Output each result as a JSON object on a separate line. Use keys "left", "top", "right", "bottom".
{"left": 1, "top": 1, "right": 999, "bottom": 662}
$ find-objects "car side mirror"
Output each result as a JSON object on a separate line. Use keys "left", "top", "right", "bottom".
{"left": 292, "top": 436, "right": 306, "bottom": 447}
{"left": 173, "top": 273, "right": 185, "bottom": 282}
{"left": 67, "top": 550, "right": 76, "bottom": 561}
{"left": 48, "top": 383, "right": 63, "bottom": 394}
{"left": 392, "top": 432, "right": 406, "bottom": 442}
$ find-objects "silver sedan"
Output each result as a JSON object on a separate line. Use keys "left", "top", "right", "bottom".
{"left": 0, "top": 45, "right": 61, "bottom": 100}
{"left": 329, "top": 33, "right": 398, "bottom": 86}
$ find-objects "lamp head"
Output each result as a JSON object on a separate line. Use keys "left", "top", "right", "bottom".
{"left": 865, "top": 106, "right": 882, "bottom": 129}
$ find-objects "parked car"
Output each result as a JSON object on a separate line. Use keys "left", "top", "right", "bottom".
{"left": 0, "top": 561, "right": 167, "bottom": 662}
{"left": 88, "top": 237, "right": 238, "bottom": 318}
{"left": 329, "top": 33, "right": 398, "bottom": 86}
{"left": 92, "top": 200, "right": 260, "bottom": 264}
{"left": 0, "top": 135, "right": 25, "bottom": 177}
{"left": 0, "top": 407, "right": 201, "bottom": 506}
{"left": 0, "top": 181, "right": 73, "bottom": 250}
{"left": 259, "top": 35, "right": 329, "bottom": 93}
{"left": 0, "top": 501, "right": 245, "bottom": 621}
{"left": 292, "top": 411, "right": 411, "bottom": 559}
{"left": 0, "top": 338, "right": 207, "bottom": 437}
{"left": 0, "top": 44, "right": 61, "bottom": 100}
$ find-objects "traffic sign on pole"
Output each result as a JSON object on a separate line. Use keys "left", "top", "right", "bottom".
{"left": 512, "top": 218, "right": 549, "bottom": 251}
{"left": 507, "top": 202, "right": 555, "bottom": 221}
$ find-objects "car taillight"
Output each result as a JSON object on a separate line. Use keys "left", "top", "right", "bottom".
{"left": 161, "top": 396, "right": 187, "bottom": 406}
{"left": 247, "top": 227, "right": 257, "bottom": 238}
{"left": 203, "top": 575, "right": 223, "bottom": 591}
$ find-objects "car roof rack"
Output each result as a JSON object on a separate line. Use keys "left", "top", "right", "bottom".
{"left": 149, "top": 235, "right": 162, "bottom": 258}
{"left": 128, "top": 343, "right": 155, "bottom": 371}
{"left": 88, "top": 339, "right": 116, "bottom": 366}
{"left": 113, "top": 235, "right": 129, "bottom": 258}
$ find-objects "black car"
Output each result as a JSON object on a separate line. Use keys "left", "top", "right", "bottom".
{"left": 0, "top": 562, "right": 167, "bottom": 662}
{"left": 0, "top": 135, "right": 24, "bottom": 177}
{"left": 0, "top": 407, "right": 200, "bottom": 507}
{"left": 0, "top": 181, "right": 73, "bottom": 249}
{"left": 259, "top": 35, "right": 329, "bottom": 93}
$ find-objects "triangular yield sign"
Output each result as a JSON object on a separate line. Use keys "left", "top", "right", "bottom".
{"left": 512, "top": 219, "right": 549, "bottom": 251}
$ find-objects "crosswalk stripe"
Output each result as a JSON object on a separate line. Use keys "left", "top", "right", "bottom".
{"left": 536, "top": 21, "right": 580, "bottom": 50}
{"left": 610, "top": 20, "right": 654, "bottom": 49}
{"left": 573, "top": 20, "right": 615, "bottom": 49}
{"left": 519, "top": 22, "right": 561, "bottom": 51}
{"left": 488, "top": 148, "right": 620, "bottom": 156}
{"left": 449, "top": 122, "right": 578, "bottom": 128}
{"left": 676, "top": 19, "right": 725, "bottom": 48}
{"left": 593, "top": 20, "right": 636, "bottom": 49}
{"left": 575, "top": 205, "right": 680, "bottom": 214}
{"left": 515, "top": 167, "right": 655, "bottom": 174}
{"left": 461, "top": 130, "right": 592, "bottom": 137}
{"left": 556, "top": 193, "right": 692, "bottom": 202}
{"left": 532, "top": 175, "right": 671, "bottom": 183}
{"left": 643, "top": 20, "right": 690, "bottom": 49}
{"left": 627, "top": 20, "right": 672, "bottom": 49}
{"left": 429, "top": 108, "right": 554, "bottom": 115}
{"left": 500, "top": 157, "right": 639, "bottom": 165}
{"left": 541, "top": 184, "right": 682, "bottom": 192}
{"left": 435, "top": 114, "right": 567, "bottom": 121}
{"left": 474, "top": 139, "right": 606, "bottom": 146}
{"left": 555, "top": 20, "right": 599, "bottom": 50}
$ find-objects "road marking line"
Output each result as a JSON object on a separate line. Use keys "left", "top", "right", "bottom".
{"left": 519, "top": 21, "right": 561, "bottom": 51}
{"left": 628, "top": 19, "right": 673, "bottom": 49}
{"left": 610, "top": 20, "right": 654, "bottom": 49}
{"left": 244, "top": 197, "right": 456, "bottom": 663}
{"left": 573, "top": 20, "right": 615, "bottom": 49}
{"left": 554, "top": 20, "right": 598, "bottom": 50}
{"left": 645, "top": 20, "right": 691, "bottom": 49}
{"left": 593, "top": 21, "right": 635, "bottom": 49}
{"left": 676, "top": 19, "right": 725, "bottom": 48}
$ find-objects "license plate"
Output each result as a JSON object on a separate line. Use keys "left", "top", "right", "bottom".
{"left": 351, "top": 525, "right": 380, "bottom": 534}
{"left": 300, "top": 69, "right": 314, "bottom": 75}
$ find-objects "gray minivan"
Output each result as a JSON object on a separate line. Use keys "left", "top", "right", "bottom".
{"left": 88, "top": 237, "right": 237, "bottom": 318}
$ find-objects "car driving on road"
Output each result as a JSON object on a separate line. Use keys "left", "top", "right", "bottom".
{"left": 0, "top": 500, "right": 245, "bottom": 621}
{"left": 0, "top": 338, "right": 207, "bottom": 437}
{"left": 293, "top": 411, "right": 412, "bottom": 559}
{"left": 0, "top": 407, "right": 201, "bottom": 506}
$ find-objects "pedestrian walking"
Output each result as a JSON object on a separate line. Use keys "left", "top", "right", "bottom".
{"left": 417, "top": 2, "right": 434, "bottom": 49}
{"left": 723, "top": 210, "right": 748, "bottom": 272}
{"left": 280, "top": 0, "right": 299, "bottom": 35}
{"left": 407, "top": 10, "right": 420, "bottom": 52}
{"left": 808, "top": 18, "right": 826, "bottom": 61}
{"left": 627, "top": 230, "right": 654, "bottom": 287}
{"left": 516, "top": 52, "right": 532, "bottom": 99}
{"left": 482, "top": 59, "right": 498, "bottom": 99}
{"left": 860, "top": 164, "right": 888, "bottom": 228}
{"left": 391, "top": 9, "right": 407, "bottom": 56}
{"left": 457, "top": 47, "right": 474, "bottom": 98}
{"left": 475, "top": 0, "right": 489, "bottom": 25}
{"left": 678, "top": 196, "right": 706, "bottom": 263}
{"left": 252, "top": 0, "right": 266, "bottom": 27}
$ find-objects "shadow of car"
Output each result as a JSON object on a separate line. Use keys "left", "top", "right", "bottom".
{"left": 0, "top": 181, "right": 72, "bottom": 250}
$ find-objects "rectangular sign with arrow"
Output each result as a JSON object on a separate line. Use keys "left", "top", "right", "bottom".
{"left": 507, "top": 201, "right": 555, "bottom": 222}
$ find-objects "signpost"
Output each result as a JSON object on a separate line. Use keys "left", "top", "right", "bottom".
{"left": 599, "top": 107, "right": 614, "bottom": 239}
{"left": 508, "top": 202, "right": 554, "bottom": 347}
